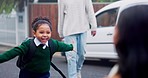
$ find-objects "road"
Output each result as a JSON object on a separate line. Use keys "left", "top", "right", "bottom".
{"left": 0, "top": 52, "right": 115, "bottom": 78}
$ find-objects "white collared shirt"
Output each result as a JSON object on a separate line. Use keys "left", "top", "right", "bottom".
{"left": 34, "top": 38, "right": 49, "bottom": 49}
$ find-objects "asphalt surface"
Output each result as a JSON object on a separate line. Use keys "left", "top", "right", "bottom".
{"left": 0, "top": 45, "right": 114, "bottom": 78}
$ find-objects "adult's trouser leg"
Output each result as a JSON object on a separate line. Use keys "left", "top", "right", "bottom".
{"left": 77, "top": 32, "right": 86, "bottom": 73}
{"left": 64, "top": 32, "right": 86, "bottom": 78}
{"left": 64, "top": 35, "right": 77, "bottom": 78}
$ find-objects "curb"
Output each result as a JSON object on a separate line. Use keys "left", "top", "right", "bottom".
{"left": 0, "top": 45, "right": 13, "bottom": 53}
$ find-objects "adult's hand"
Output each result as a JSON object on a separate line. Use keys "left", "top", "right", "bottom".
{"left": 91, "top": 30, "right": 96, "bottom": 37}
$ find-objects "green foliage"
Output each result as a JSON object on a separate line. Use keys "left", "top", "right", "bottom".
{"left": 0, "top": 0, "right": 5, "bottom": 14}
{"left": 0, "top": 0, "right": 20, "bottom": 14}
{"left": 5, "top": 0, "right": 15, "bottom": 14}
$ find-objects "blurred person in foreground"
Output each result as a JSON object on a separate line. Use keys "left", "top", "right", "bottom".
{"left": 107, "top": 0, "right": 148, "bottom": 78}
{"left": 58, "top": 0, "right": 97, "bottom": 78}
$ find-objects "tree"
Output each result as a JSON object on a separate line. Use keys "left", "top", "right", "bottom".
{"left": 0, "top": 0, "right": 21, "bottom": 14}
{"left": 0, "top": 0, "right": 59, "bottom": 14}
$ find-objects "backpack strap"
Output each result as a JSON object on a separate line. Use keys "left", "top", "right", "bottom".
{"left": 24, "top": 38, "right": 36, "bottom": 61}
{"left": 17, "top": 38, "right": 36, "bottom": 69}
{"left": 48, "top": 39, "right": 66, "bottom": 78}
{"left": 48, "top": 39, "right": 56, "bottom": 58}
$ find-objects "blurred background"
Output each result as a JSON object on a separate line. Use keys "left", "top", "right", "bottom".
{"left": 0, "top": 0, "right": 119, "bottom": 47}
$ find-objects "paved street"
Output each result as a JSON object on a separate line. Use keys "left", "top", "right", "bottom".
{"left": 0, "top": 45, "right": 115, "bottom": 78}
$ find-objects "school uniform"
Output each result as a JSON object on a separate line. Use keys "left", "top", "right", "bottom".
{"left": 0, "top": 38, "right": 73, "bottom": 78}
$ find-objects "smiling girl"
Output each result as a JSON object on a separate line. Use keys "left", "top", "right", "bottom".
{"left": 0, "top": 17, "right": 74, "bottom": 78}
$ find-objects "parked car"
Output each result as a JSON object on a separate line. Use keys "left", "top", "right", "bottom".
{"left": 85, "top": 1, "right": 124, "bottom": 60}
{"left": 85, "top": 0, "right": 147, "bottom": 60}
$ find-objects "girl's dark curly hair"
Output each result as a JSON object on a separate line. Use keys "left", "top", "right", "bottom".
{"left": 32, "top": 17, "right": 52, "bottom": 31}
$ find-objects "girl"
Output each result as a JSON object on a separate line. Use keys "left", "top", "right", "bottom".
{"left": 0, "top": 17, "right": 74, "bottom": 78}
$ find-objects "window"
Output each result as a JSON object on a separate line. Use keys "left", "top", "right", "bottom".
{"left": 96, "top": 8, "right": 118, "bottom": 27}
{"left": 18, "top": 16, "right": 23, "bottom": 23}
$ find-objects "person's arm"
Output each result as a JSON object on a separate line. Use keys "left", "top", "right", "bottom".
{"left": 52, "top": 39, "right": 73, "bottom": 52}
{"left": 107, "top": 64, "right": 119, "bottom": 78}
{"left": 0, "top": 41, "right": 29, "bottom": 63}
{"left": 58, "top": 0, "right": 65, "bottom": 37}
{"left": 85, "top": 0, "right": 97, "bottom": 36}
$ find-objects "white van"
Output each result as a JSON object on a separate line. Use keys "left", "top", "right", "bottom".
{"left": 61, "top": 0, "right": 133, "bottom": 60}
{"left": 85, "top": 0, "right": 148, "bottom": 60}
{"left": 85, "top": 1, "right": 123, "bottom": 60}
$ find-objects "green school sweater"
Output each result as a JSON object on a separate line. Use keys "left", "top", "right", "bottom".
{"left": 0, "top": 38, "right": 73, "bottom": 73}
